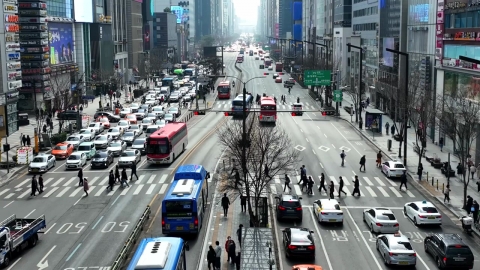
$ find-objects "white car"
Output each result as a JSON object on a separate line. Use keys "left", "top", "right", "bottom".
{"left": 65, "top": 134, "right": 86, "bottom": 149}
{"left": 107, "top": 127, "right": 123, "bottom": 139}
{"left": 128, "top": 124, "right": 143, "bottom": 136}
{"left": 130, "top": 103, "right": 140, "bottom": 113}
{"left": 135, "top": 109, "right": 147, "bottom": 120}
{"left": 363, "top": 208, "right": 400, "bottom": 234}
{"left": 118, "top": 149, "right": 141, "bottom": 167}
{"left": 117, "top": 120, "right": 130, "bottom": 132}
{"left": 79, "top": 129, "right": 96, "bottom": 141}
{"left": 88, "top": 122, "right": 105, "bottom": 134}
{"left": 65, "top": 152, "right": 87, "bottom": 170}
{"left": 381, "top": 160, "right": 407, "bottom": 178}
{"left": 169, "top": 93, "right": 180, "bottom": 102}
{"left": 268, "top": 66, "right": 273, "bottom": 71}
{"left": 183, "top": 95, "right": 191, "bottom": 102}
{"left": 188, "top": 90, "right": 196, "bottom": 99}
{"left": 121, "top": 131, "right": 136, "bottom": 146}
{"left": 145, "top": 100, "right": 156, "bottom": 107}
{"left": 313, "top": 199, "right": 343, "bottom": 224}
{"left": 93, "top": 134, "right": 112, "bottom": 149}
{"left": 155, "top": 119, "right": 166, "bottom": 128}
{"left": 28, "top": 154, "right": 56, "bottom": 173}
{"left": 152, "top": 106, "right": 165, "bottom": 118}
{"left": 145, "top": 125, "right": 161, "bottom": 137}
{"left": 107, "top": 140, "right": 127, "bottom": 156}
{"left": 141, "top": 118, "right": 155, "bottom": 130}
{"left": 403, "top": 201, "right": 442, "bottom": 226}
{"left": 119, "top": 108, "right": 132, "bottom": 117}
{"left": 376, "top": 233, "right": 417, "bottom": 266}
{"left": 179, "top": 88, "right": 188, "bottom": 96}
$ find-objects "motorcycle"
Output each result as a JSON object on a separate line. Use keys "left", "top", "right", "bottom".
{"left": 461, "top": 215, "right": 473, "bottom": 235}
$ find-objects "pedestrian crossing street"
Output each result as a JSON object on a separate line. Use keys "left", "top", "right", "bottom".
{"left": 270, "top": 175, "right": 416, "bottom": 198}
{"left": 0, "top": 173, "right": 208, "bottom": 200}
{"left": 214, "top": 101, "right": 319, "bottom": 111}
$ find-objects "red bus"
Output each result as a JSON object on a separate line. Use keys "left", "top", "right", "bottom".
{"left": 275, "top": 62, "right": 283, "bottom": 72}
{"left": 237, "top": 54, "right": 244, "bottom": 63}
{"left": 146, "top": 122, "right": 188, "bottom": 164}
{"left": 259, "top": 97, "right": 277, "bottom": 123}
{"left": 264, "top": 59, "right": 272, "bottom": 67}
{"left": 217, "top": 81, "right": 232, "bottom": 99}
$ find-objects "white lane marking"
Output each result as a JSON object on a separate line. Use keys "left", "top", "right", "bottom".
{"left": 406, "top": 190, "right": 415, "bottom": 197}
{"left": 377, "top": 187, "right": 390, "bottom": 197}
{"left": 309, "top": 208, "right": 334, "bottom": 270}
{"left": 63, "top": 177, "right": 77, "bottom": 186}
{"left": 146, "top": 184, "right": 156, "bottom": 194}
{"left": 42, "top": 187, "right": 59, "bottom": 197}
{"left": 51, "top": 178, "right": 64, "bottom": 187}
{"left": 133, "top": 184, "right": 144, "bottom": 195}
{"left": 5, "top": 193, "right": 15, "bottom": 199}
{"left": 136, "top": 175, "right": 145, "bottom": 183}
{"left": 15, "top": 179, "right": 30, "bottom": 188}
{"left": 363, "top": 177, "right": 374, "bottom": 186}
{"left": 98, "top": 176, "right": 109, "bottom": 186}
{"left": 293, "top": 184, "right": 302, "bottom": 195}
{"left": 159, "top": 174, "right": 168, "bottom": 184}
{"left": 43, "top": 178, "right": 54, "bottom": 185}
{"left": 342, "top": 176, "right": 351, "bottom": 185}
{"left": 159, "top": 184, "right": 168, "bottom": 194}
{"left": 88, "top": 177, "right": 100, "bottom": 185}
{"left": 342, "top": 186, "right": 351, "bottom": 196}
{"left": 147, "top": 175, "right": 156, "bottom": 184}
{"left": 69, "top": 187, "right": 83, "bottom": 197}
{"left": 86, "top": 186, "right": 96, "bottom": 195}
{"left": 0, "top": 188, "right": 10, "bottom": 196}
{"left": 3, "top": 201, "right": 14, "bottom": 208}
{"left": 329, "top": 176, "right": 339, "bottom": 185}
{"left": 120, "top": 187, "right": 130, "bottom": 195}
{"left": 107, "top": 187, "right": 117, "bottom": 196}
{"left": 365, "top": 187, "right": 377, "bottom": 197}
{"left": 24, "top": 209, "right": 36, "bottom": 218}
{"left": 56, "top": 187, "right": 71, "bottom": 197}
{"left": 344, "top": 208, "right": 384, "bottom": 269}
{"left": 374, "top": 177, "right": 386, "bottom": 186}
{"left": 17, "top": 189, "right": 31, "bottom": 199}
{"left": 386, "top": 178, "right": 398, "bottom": 186}
{"left": 389, "top": 187, "right": 402, "bottom": 197}
{"left": 95, "top": 186, "right": 107, "bottom": 196}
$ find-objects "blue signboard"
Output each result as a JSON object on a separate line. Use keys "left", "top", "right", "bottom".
{"left": 48, "top": 22, "right": 74, "bottom": 65}
{"left": 170, "top": 6, "right": 184, "bottom": 24}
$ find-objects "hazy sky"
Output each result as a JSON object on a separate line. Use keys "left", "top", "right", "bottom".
{"left": 233, "top": 0, "right": 258, "bottom": 24}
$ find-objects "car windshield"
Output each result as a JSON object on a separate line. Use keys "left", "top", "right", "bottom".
{"left": 54, "top": 145, "right": 67, "bottom": 150}
{"left": 390, "top": 242, "right": 413, "bottom": 251}
{"left": 108, "top": 128, "right": 119, "bottom": 132}
{"left": 420, "top": 207, "right": 438, "bottom": 213}
{"left": 153, "top": 108, "right": 162, "bottom": 111}
{"left": 32, "top": 157, "right": 46, "bottom": 162}
{"left": 165, "top": 114, "right": 173, "bottom": 118}
{"left": 118, "top": 122, "right": 128, "bottom": 126}
{"left": 378, "top": 213, "right": 396, "bottom": 220}
{"left": 393, "top": 164, "right": 405, "bottom": 169}
{"left": 93, "top": 153, "right": 106, "bottom": 158}
{"left": 156, "top": 120, "right": 166, "bottom": 125}
{"left": 95, "top": 136, "right": 107, "bottom": 141}
{"left": 133, "top": 139, "right": 145, "bottom": 145}
{"left": 110, "top": 142, "right": 121, "bottom": 147}
{"left": 130, "top": 125, "right": 139, "bottom": 129}
{"left": 68, "top": 155, "right": 80, "bottom": 160}
{"left": 169, "top": 108, "right": 178, "bottom": 112}
{"left": 124, "top": 132, "right": 134, "bottom": 137}
{"left": 80, "top": 130, "right": 90, "bottom": 134}
{"left": 89, "top": 124, "right": 97, "bottom": 127}
{"left": 138, "top": 109, "right": 145, "bottom": 113}
{"left": 142, "top": 119, "right": 152, "bottom": 123}
{"left": 121, "top": 151, "right": 135, "bottom": 157}
{"left": 67, "top": 137, "right": 78, "bottom": 141}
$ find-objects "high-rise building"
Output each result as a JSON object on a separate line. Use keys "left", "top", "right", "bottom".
{"left": 112, "top": 0, "right": 131, "bottom": 83}
{"left": 195, "top": 0, "right": 211, "bottom": 41}
{"left": 278, "top": 0, "right": 293, "bottom": 38}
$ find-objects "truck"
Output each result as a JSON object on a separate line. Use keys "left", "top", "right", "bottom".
{"left": 275, "top": 62, "right": 283, "bottom": 72}
{"left": 0, "top": 214, "right": 46, "bottom": 267}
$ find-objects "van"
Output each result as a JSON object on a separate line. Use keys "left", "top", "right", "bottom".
{"left": 160, "top": 86, "right": 170, "bottom": 98}
{"left": 77, "top": 142, "right": 96, "bottom": 160}
{"left": 145, "top": 125, "right": 161, "bottom": 137}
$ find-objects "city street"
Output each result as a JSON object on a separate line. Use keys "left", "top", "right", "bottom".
{"left": 0, "top": 53, "right": 239, "bottom": 270}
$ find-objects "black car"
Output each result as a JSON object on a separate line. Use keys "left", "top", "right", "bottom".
{"left": 57, "top": 110, "right": 79, "bottom": 120}
{"left": 90, "top": 150, "right": 114, "bottom": 168}
{"left": 275, "top": 194, "right": 303, "bottom": 221}
{"left": 424, "top": 233, "right": 474, "bottom": 269}
{"left": 93, "top": 111, "right": 121, "bottom": 123}
{"left": 282, "top": 228, "right": 315, "bottom": 259}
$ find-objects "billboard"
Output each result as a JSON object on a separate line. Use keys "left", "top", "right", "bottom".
{"left": 74, "top": 0, "right": 93, "bottom": 23}
{"left": 170, "top": 6, "right": 184, "bottom": 24}
{"left": 204, "top": 47, "right": 217, "bottom": 58}
{"left": 48, "top": 22, "right": 74, "bottom": 65}
{"left": 143, "top": 24, "right": 150, "bottom": 51}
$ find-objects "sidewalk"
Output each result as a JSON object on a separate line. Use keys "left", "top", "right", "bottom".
{"left": 340, "top": 93, "right": 480, "bottom": 235}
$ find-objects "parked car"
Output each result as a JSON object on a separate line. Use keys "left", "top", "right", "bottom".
{"left": 28, "top": 153, "right": 55, "bottom": 173}
{"left": 65, "top": 152, "right": 87, "bottom": 170}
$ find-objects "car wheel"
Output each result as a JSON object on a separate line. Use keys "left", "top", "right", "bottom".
{"left": 403, "top": 206, "right": 407, "bottom": 216}
{"left": 370, "top": 223, "right": 375, "bottom": 234}
{"left": 414, "top": 217, "right": 418, "bottom": 226}
{"left": 424, "top": 242, "right": 429, "bottom": 254}
{"left": 384, "top": 254, "right": 389, "bottom": 265}
{"left": 436, "top": 257, "right": 443, "bottom": 269}
{"left": 376, "top": 241, "right": 379, "bottom": 251}
{"left": 363, "top": 212, "right": 366, "bottom": 222}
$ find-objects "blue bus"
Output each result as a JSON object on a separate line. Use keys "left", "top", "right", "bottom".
{"left": 162, "top": 76, "right": 176, "bottom": 87}
{"left": 184, "top": 68, "right": 194, "bottom": 76}
{"left": 127, "top": 237, "right": 189, "bottom": 270}
{"left": 231, "top": 94, "right": 253, "bottom": 117}
{"left": 162, "top": 164, "right": 208, "bottom": 234}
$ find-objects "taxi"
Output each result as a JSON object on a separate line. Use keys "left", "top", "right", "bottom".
{"left": 376, "top": 233, "right": 417, "bottom": 266}
{"left": 404, "top": 201, "right": 442, "bottom": 226}
{"left": 125, "top": 113, "right": 138, "bottom": 124}
{"left": 292, "top": 265, "right": 322, "bottom": 270}
{"left": 313, "top": 199, "right": 343, "bottom": 224}
{"left": 381, "top": 160, "right": 407, "bottom": 178}
{"left": 52, "top": 142, "right": 74, "bottom": 159}
{"left": 96, "top": 116, "right": 111, "bottom": 129}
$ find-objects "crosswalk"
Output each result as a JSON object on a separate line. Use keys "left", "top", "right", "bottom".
{"left": 214, "top": 101, "right": 318, "bottom": 111}
{"left": 270, "top": 175, "right": 416, "bottom": 198}
{"left": 0, "top": 173, "right": 204, "bottom": 200}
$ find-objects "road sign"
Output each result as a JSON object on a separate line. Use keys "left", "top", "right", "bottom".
{"left": 333, "top": 89, "right": 343, "bottom": 102}
{"left": 304, "top": 70, "right": 331, "bottom": 86}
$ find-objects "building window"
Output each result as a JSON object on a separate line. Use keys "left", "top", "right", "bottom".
{"left": 157, "top": 34, "right": 161, "bottom": 38}
{"left": 157, "top": 26, "right": 161, "bottom": 30}
{"left": 156, "top": 18, "right": 161, "bottom": 22}
{"left": 47, "top": 0, "right": 74, "bottom": 18}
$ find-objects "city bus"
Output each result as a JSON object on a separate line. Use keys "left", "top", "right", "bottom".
{"left": 184, "top": 68, "right": 194, "bottom": 76}
{"left": 231, "top": 94, "right": 253, "bottom": 117}
{"left": 162, "top": 164, "right": 209, "bottom": 234}
{"left": 162, "top": 76, "right": 176, "bottom": 87}
{"left": 217, "top": 80, "right": 232, "bottom": 99}
{"left": 146, "top": 122, "right": 188, "bottom": 164}
{"left": 236, "top": 54, "right": 244, "bottom": 63}
{"left": 259, "top": 96, "right": 277, "bottom": 123}
{"left": 127, "top": 237, "right": 189, "bottom": 270}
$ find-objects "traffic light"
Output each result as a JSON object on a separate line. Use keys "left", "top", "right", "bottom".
{"left": 193, "top": 110, "right": 206, "bottom": 115}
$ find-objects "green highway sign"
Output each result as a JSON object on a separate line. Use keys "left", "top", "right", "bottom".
{"left": 333, "top": 89, "right": 343, "bottom": 102}
{"left": 304, "top": 70, "right": 331, "bottom": 86}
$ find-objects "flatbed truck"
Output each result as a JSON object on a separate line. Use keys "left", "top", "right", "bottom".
{"left": 0, "top": 214, "right": 46, "bottom": 267}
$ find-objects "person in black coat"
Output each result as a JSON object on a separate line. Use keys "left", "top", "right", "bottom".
{"left": 465, "top": 195, "right": 473, "bottom": 214}
{"left": 107, "top": 170, "right": 115, "bottom": 191}
{"left": 130, "top": 162, "right": 138, "bottom": 180}
{"left": 221, "top": 193, "right": 230, "bottom": 217}
{"left": 352, "top": 176, "right": 361, "bottom": 196}
{"left": 207, "top": 245, "right": 216, "bottom": 270}
{"left": 329, "top": 181, "right": 335, "bottom": 199}
{"left": 121, "top": 168, "right": 130, "bottom": 187}
{"left": 359, "top": 155, "right": 366, "bottom": 172}
{"left": 78, "top": 168, "right": 84, "bottom": 186}
{"left": 318, "top": 173, "right": 327, "bottom": 193}
{"left": 31, "top": 176, "right": 39, "bottom": 196}
{"left": 115, "top": 165, "right": 120, "bottom": 183}
{"left": 38, "top": 174, "right": 44, "bottom": 193}
{"left": 234, "top": 252, "right": 241, "bottom": 270}
{"left": 227, "top": 240, "right": 236, "bottom": 264}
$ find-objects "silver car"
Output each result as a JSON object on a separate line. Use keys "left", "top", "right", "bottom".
{"left": 131, "top": 138, "right": 147, "bottom": 155}
{"left": 169, "top": 93, "right": 180, "bottom": 102}
{"left": 363, "top": 208, "right": 399, "bottom": 234}
{"left": 121, "top": 131, "right": 136, "bottom": 146}
{"left": 88, "top": 122, "right": 104, "bottom": 134}
{"left": 93, "top": 134, "right": 112, "bottom": 149}
{"left": 152, "top": 106, "right": 165, "bottom": 119}
{"left": 107, "top": 127, "right": 123, "bottom": 139}
{"left": 130, "top": 103, "right": 140, "bottom": 113}
{"left": 28, "top": 154, "right": 56, "bottom": 173}
{"left": 128, "top": 125, "right": 143, "bottom": 136}
{"left": 135, "top": 109, "right": 147, "bottom": 120}
{"left": 141, "top": 118, "right": 155, "bottom": 130}
{"left": 376, "top": 233, "right": 417, "bottom": 266}
{"left": 79, "top": 129, "right": 96, "bottom": 141}
{"left": 107, "top": 140, "right": 127, "bottom": 156}
{"left": 65, "top": 135, "right": 86, "bottom": 149}
{"left": 118, "top": 149, "right": 141, "bottom": 167}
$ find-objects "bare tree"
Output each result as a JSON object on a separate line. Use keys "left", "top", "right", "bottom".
{"left": 91, "top": 69, "right": 124, "bottom": 105}
{"left": 437, "top": 86, "right": 480, "bottom": 204}
{"left": 149, "top": 47, "right": 169, "bottom": 74}
{"left": 216, "top": 114, "right": 300, "bottom": 226}
{"left": 49, "top": 75, "right": 76, "bottom": 133}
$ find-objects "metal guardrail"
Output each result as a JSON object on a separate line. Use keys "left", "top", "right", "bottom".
{"left": 110, "top": 206, "right": 151, "bottom": 270}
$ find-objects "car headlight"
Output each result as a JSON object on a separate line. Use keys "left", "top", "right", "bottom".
{"left": 41, "top": 166, "right": 46, "bottom": 170}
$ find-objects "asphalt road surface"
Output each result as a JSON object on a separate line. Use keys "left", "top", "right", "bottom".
{"left": 0, "top": 53, "right": 240, "bottom": 270}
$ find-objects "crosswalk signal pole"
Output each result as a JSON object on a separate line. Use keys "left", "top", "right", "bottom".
{"left": 242, "top": 82, "right": 247, "bottom": 196}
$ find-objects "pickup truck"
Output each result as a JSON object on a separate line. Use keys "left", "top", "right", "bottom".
{"left": 0, "top": 214, "right": 46, "bottom": 267}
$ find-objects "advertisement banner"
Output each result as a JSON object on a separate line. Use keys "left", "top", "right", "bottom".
{"left": 143, "top": 24, "right": 150, "bottom": 51}
{"left": 435, "top": 0, "right": 444, "bottom": 63}
{"left": 170, "top": 6, "right": 184, "bottom": 23}
{"left": 48, "top": 22, "right": 74, "bottom": 64}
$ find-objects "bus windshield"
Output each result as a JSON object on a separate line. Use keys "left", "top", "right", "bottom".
{"left": 218, "top": 85, "right": 230, "bottom": 93}
{"left": 232, "top": 100, "right": 244, "bottom": 107}
{"left": 147, "top": 138, "right": 169, "bottom": 154}
{"left": 162, "top": 78, "right": 173, "bottom": 86}
{"left": 261, "top": 105, "right": 276, "bottom": 110}
{"left": 165, "top": 201, "right": 194, "bottom": 217}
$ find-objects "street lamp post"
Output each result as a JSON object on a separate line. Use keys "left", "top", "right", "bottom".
{"left": 347, "top": 43, "right": 364, "bottom": 125}
{"left": 386, "top": 48, "right": 409, "bottom": 166}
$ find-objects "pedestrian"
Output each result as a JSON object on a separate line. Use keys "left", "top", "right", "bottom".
{"left": 338, "top": 176, "right": 347, "bottom": 197}
{"left": 465, "top": 195, "right": 473, "bottom": 214}
{"left": 385, "top": 122, "right": 390, "bottom": 135}
{"left": 439, "top": 137, "right": 444, "bottom": 152}
{"left": 30, "top": 176, "right": 38, "bottom": 196}
{"left": 473, "top": 201, "right": 479, "bottom": 224}
{"left": 115, "top": 165, "right": 120, "bottom": 183}
{"left": 83, "top": 178, "right": 89, "bottom": 196}
{"left": 38, "top": 174, "right": 44, "bottom": 193}
{"left": 329, "top": 181, "right": 335, "bottom": 199}
{"left": 107, "top": 170, "right": 115, "bottom": 191}
{"left": 22, "top": 134, "right": 27, "bottom": 146}
{"left": 234, "top": 252, "right": 241, "bottom": 270}
{"left": 203, "top": 95, "right": 206, "bottom": 104}
{"left": 391, "top": 125, "right": 395, "bottom": 136}
{"left": 471, "top": 165, "right": 477, "bottom": 180}
{"left": 130, "top": 162, "right": 138, "bottom": 180}
{"left": 359, "top": 155, "right": 366, "bottom": 172}
{"left": 239, "top": 194, "right": 247, "bottom": 212}
{"left": 225, "top": 236, "right": 236, "bottom": 264}
{"left": 318, "top": 173, "right": 327, "bottom": 193}
{"left": 221, "top": 193, "right": 230, "bottom": 217}
{"left": 43, "top": 124, "right": 47, "bottom": 133}
{"left": 283, "top": 174, "right": 292, "bottom": 192}
{"left": 78, "top": 167, "right": 84, "bottom": 186}
{"left": 340, "top": 150, "right": 346, "bottom": 166}
{"left": 121, "top": 168, "right": 130, "bottom": 187}
{"left": 237, "top": 224, "right": 243, "bottom": 248}
{"left": 376, "top": 151, "right": 382, "bottom": 167}
{"left": 99, "top": 100, "right": 102, "bottom": 109}
{"left": 399, "top": 171, "right": 408, "bottom": 190}
{"left": 299, "top": 165, "right": 306, "bottom": 186}
{"left": 26, "top": 135, "right": 31, "bottom": 147}
{"left": 297, "top": 97, "right": 300, "bottom": 103}
{"left": 207, "top": 245, "right": 216, "bottom": 270}
{"left": 307, "top": 176, "right": 314, "bottom": 195}
{"left": 417, "top": 163, "right": 423, "bottom": 181}
{"left": 444, "top": 184, "right": 451, "bottom": 203}
{"left": 214, "top": 241, "right": 222, "bottom": 270}
{"left": 352, "top": 175, "right": 361, "bottom": 196}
